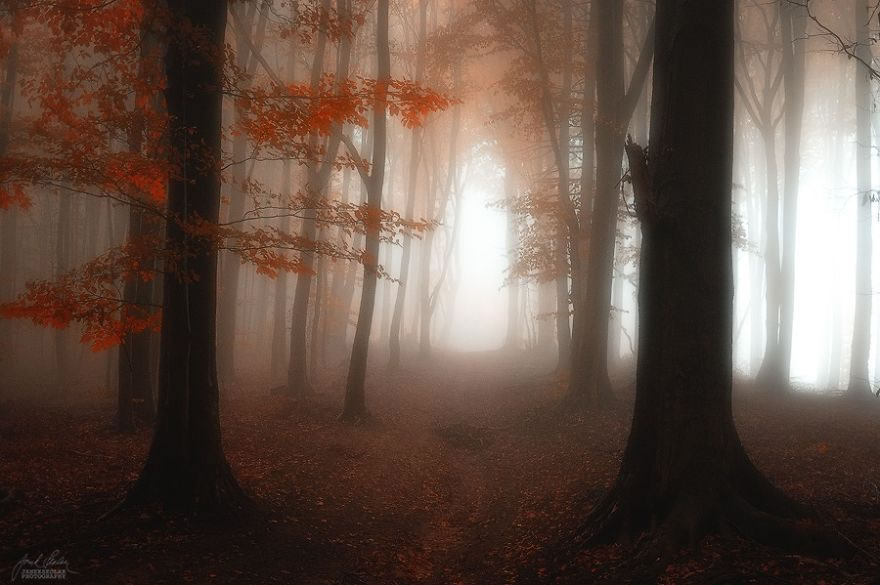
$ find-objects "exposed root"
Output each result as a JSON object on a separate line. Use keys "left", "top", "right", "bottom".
{"left": 578, "top": 471, "right": 853, "bottom": 566}
{"left": 106, "top": 459, "right": 250, "bottom": 521}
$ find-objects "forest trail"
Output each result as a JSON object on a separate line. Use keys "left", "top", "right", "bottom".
{"left": 1, "top": 352, "right": 879, "bottom": 584}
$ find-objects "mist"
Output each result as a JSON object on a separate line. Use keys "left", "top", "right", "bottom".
{"left": 1, "top": 0, "right": 879, "bottom": 583}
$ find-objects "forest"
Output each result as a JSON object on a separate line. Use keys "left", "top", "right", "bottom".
{"left": 0, "top": 0, "right": 879, "bottom": 583}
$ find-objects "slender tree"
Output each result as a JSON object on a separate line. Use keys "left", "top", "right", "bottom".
{"left": 569, "top": 0, "right": 654, "bottom": 405}
{"left": 775, "top": 0, "right": 806, "bottom": 388}
{"left": 388, "top": 0, "right": 428, "bottom": 370}
{"left": 849, "top": 0, "right": 873, "bottom": 396}
{"left": 342, "top": 0, "right": 391, "bottom": 421}
{"left": 0, "top": 18, "right": 19, "bottom": 367}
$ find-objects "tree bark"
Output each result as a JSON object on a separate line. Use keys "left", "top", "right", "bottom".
{"left": 342, "top": 0, "right": 390, "bottom": 421}
{"left": 586, "top": 0, "right": 824, "bottom": 553}
{"left": 126, "top": 0, "right": 245, "bottom": 513}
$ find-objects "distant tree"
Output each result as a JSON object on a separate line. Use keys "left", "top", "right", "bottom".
{"left": 569, "top": 0, "right": 653, "bottom": 405}
{"left": 0, "top": 7, "right": 20, "bottom": 367}
{"left": 587, "top": 0, "right": 827, "bottom": 551}
{"left": 849, "top": 0, "right": 872, "bottom": 397}
{"left": 388, "top": 0, "right": 428, "bottom": 371}
{"left": 342, "top": 0, "right": 391, "bottom": 421}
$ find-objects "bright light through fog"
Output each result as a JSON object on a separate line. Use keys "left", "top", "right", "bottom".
{"left": 444, "top": 179, "right": 509, "bottom": 352}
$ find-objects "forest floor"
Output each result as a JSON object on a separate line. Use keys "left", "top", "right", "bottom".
{"left": 1, "top": 351, "right": 879, "bottom": 584}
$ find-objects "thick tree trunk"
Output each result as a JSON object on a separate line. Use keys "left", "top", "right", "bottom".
{"left": 342, "top": 0, "right": 389, "bottom": 421}
{"left": 126, "top": 0, "right": 245, "bottom": 513}
{"left": 587, "top": 0, "right": 823, "bottom": 553}
{"left": 848, "top": 0, "right": 873, "bottom": 396}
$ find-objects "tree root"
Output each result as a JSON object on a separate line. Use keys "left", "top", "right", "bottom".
{"left": 104, "top": 458, "right": 250, "bottom": 521}
{"left": 578, "top": 471, "right": 853, "bottom": 565}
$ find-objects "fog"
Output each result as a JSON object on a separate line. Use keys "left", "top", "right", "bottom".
{"left": 2, "top": 1, "right": 877, "bottom": 396}
{"left": 1, "top": 0, "right": 880, "bottom": 582}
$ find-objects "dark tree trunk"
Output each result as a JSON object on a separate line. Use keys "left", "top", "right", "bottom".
{"left": 586, "top": 0, "right": 822, "bottom": 552}
{"left": 118, "top": 22, "right": 160, "bottom": 433}
{"left": 126, "top": 0, "right": 245, "bottom": 513}
{"left": 849, "top": 0, "right": 873, "bottom": 397}
{"left": 342, "top": 0, "right": 390, "bottom": 421}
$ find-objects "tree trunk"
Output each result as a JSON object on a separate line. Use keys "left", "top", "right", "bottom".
{"left": 217, "top": 3, "right": 267, "bottom": 384}
{"left": 504, "top": 172, "right": 521, "bottom": 348}
{"left": 848, "top": 0, "right": 873, "bottom": 396}
{"left": 389, "top": 0, "right": 428, "bottom": 370}
{"left": 587, "top": 0, "right": 822, "bottom": 553}
{"left": 55, "top": 194, "right": 72, "bottom": 389}
{"left": 570, "top": 1, "right": 654, "bottom": 405}
{"left": 0, "top": 31, "right": 18, "bottom": 370}
{"left": 776, "top": 2, "right": 806, "bottom": 389}
{"left": 756, "top": 122, "right": 781, "bottom": 386}
{"left": 570, "top": 0, "right": 623, "bottom": 404}
{"left": 287, "top": 0, "right": 352, "bottom": 394}
{"left": 118, "top": 22, "right": 160, "bottom": 432}
{"left": 126, "top": 0, "right": 245, "bottom": 513}
{"left": 342, "top": 0, "right": 390, "bottom": 421}
{"left": 270, "top": 163, "right": 292, "bottom": 379}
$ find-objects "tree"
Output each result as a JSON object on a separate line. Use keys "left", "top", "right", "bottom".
{"left": 848, "top": 0, "right": 872, "bottom": 397}
{"left": 125, "top": 0, "right": 246, "bottom": 512}
{"left": 217, "top": 2, "right": 270, "bottom": 384}
{"left": 118, "top": 13, "right": 162, "bottom": 433}
{"left": 776, "top": 0, "right": 807, "bottom": 389}
{"left": 0, "top": 8, "right": 20, "bottom": 368}
{"left": 388, "top": 0, "right": 428, "bottom": 371}
{"left": 342, "top": 0, "right": 391, "bottom": 421}
{"left": 586, "top": 0, "right": 821, "bottom": 551}
{"left": 569, "top": 0, "right": 653, "bottom": 405}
